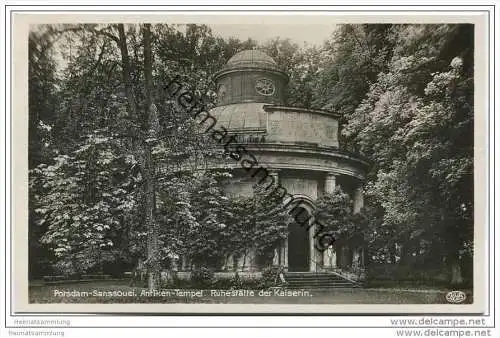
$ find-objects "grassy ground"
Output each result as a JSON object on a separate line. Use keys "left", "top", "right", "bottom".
{"left": 29, "top": 280, "right": 472, "bottom": 304}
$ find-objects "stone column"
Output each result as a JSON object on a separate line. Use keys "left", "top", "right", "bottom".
{"left": 309, "top": 220, "right": 318, "bottom": 272}
{"left": 323, "top": 245, "right": 336, "bottom": 269}
{"left": 309, "top": 225, "right": 315, "bottom": 272}
{"left": 226, "top": 255, "right": 234, "bottom": 271}
{"left": 269, "top": 169, "right": 288, "bottom": 271}
{"left": 352, "top": 249, "right": 360, "bottom": 270}
{"left": 323, "top": 249, "right": 329, "bottom": 268}
{"left": 273, "top": 248, "right": 279, "bottom": 266}
{"left": 353, "top": 183, "right": 364, "bottom": 214}
{"left": 323, "top": 172, "right": 338, "bottom": 271}
{"left": 279, "top": 239, "right": 286, "bottom": 266}
{"left": 279, "top": 244, "right": 283, "bottom": 265}
{"left": 324, "top": 172, "right": 337, "bottom": 194}
{"left": 268, "top": 169, "right": 280, "bottom": 185}
{"left": 331, "top": 249, "right": 337, "bottom": 268}
{"left": 284, "top": 239, "right": 288, "bottom": 271}
{"left": 237, "top": 254, "right": 245, "bottom": 271}
{"left": 247, "top": 249, "right": 257, "bottom": 272}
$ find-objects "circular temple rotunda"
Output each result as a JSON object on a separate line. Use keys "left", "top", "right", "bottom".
{"left": 190, "top": 50, "right": 369, "bottom": 275}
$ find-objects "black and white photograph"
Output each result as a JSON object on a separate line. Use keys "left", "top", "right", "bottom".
{"left": 24, "top": 19, "right": 479, "bottom": 308}
{"left": 3, "top": 7, "right": 495, "bottom": 333}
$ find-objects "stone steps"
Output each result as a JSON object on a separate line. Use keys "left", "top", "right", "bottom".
{"left": 283, "top": 272, "right": 360, "bottom": 289}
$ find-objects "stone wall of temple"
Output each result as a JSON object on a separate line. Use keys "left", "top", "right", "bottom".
{"left": 265, "top": 108, "right": 339, "bottom": 148}
{"left": 279, "top": 176, "right": 319, "bottom": 200}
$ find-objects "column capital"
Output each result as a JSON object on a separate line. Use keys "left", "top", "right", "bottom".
{"left": 267, "top": 168, "right": 281, "bottom": 175}
{"left": 325, "top": 171, "right": 338, "bottom": 178}
{"left": 354, "top": 183, "right": 365, "bottom": 195}
{"left": 267, "top": 169, "right": 280, "bottom": 186}
{"left": 267, "top": 169, "right": 280, "bottom": 185}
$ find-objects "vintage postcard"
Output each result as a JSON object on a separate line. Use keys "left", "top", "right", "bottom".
{"left": 6, "top": 8, "right": 491, "bottom": 318}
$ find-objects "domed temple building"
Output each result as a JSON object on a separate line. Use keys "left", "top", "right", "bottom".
{"left": 178, "top": 50, "right": 369, "bottom": 280}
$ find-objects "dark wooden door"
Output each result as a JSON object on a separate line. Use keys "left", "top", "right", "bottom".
{"left": 287, "top": 222, "right": 309, "bottom": 272}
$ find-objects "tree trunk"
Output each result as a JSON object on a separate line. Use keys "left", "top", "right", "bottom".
{"left": 449, "top": 254, "right": 464, "bottom": 286}
{"left": 117, "top": 24, "right": 137, "bottom": 119}
{"left": 117, "top": 23, "right": 160, "bottom": 289}
{"left": 143, "top": 23, "right": 161, "bottom": 290}
{"left": 444, "top": 219, "right": 464, "bottom": 286}
{"left": 145, "top": 143, "right": 159, "bottom": 289}
{"left": 450, "top": 261, "right": 463, "bottom": 285}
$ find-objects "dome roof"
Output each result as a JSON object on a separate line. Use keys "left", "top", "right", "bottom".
{"left": 225, "top": 49, "right": 277, "bottom": 68}
{"left": 213, "top": 48, "right": 288, "bottom": 87}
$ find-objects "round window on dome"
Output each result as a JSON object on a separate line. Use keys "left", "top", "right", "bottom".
{"left": 255, "top": 78, "right": 275, "bottom": 96}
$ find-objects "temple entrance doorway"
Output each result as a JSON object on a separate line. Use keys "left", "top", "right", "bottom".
{"left": 287, "top": 206, "right": 310, "bottom": 272}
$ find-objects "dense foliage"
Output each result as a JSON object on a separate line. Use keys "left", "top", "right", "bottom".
{"left": 321, "top": 24, "right": 474, "bottom": 285}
